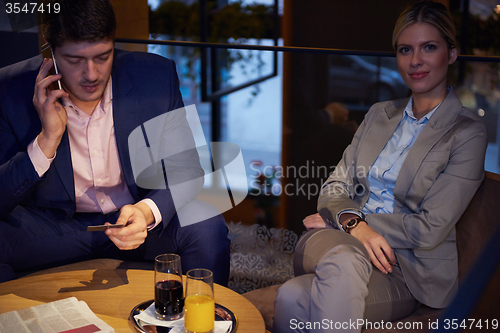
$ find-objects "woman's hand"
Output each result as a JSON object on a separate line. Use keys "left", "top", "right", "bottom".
{"left": 350, "top": 223, "right": 397, "bottom": 274}
{"left": 303, "top": 213, "right": 327, "bottom": 230}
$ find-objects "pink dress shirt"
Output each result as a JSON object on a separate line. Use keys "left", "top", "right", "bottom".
{"left": 28, "top": 78, "right": 161, "bottom": 226}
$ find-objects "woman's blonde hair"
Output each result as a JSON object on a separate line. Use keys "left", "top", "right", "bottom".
{"left": 392, "top": 0, "right": 456, "bottom": 50}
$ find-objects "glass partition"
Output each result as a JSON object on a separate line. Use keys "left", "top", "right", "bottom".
{"left": 117, "top": 37, "right": 500, "bottom": 230}
{"left": 119, "top": 0, "right": 500, "bottom": 230}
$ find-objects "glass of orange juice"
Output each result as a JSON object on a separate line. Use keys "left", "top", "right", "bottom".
{"left": 184, "top": 269, "right": 215, "bottom": 333}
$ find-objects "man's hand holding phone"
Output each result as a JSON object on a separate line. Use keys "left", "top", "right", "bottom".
{"left": 34, "top": 57, "right": 70, "bottom": 159}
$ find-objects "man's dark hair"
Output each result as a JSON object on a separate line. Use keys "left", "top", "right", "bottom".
{"left": 41, "top": 0, "right": 116, "bottom": 49}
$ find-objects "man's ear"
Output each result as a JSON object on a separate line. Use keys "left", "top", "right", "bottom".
{"left": 448, "top": 47, "right": 458, "bottom": 65}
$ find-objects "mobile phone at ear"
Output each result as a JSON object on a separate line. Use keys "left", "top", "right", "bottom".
{"left": 40, "top": 42, "right": 63, "bottom": 91}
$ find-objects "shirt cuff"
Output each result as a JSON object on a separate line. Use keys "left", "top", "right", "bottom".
{"left": 28, "top": 136, "right": 55, "bottom": 177}
{"left": 140, "top": 198, "right": 162, "bottom": 230}
{"left": 336, "top": 209, "right": 365, "bottom": 223}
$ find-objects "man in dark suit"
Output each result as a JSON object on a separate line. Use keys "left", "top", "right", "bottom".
{"left": 0, "top": 0, "right": 230, "bottom": 284}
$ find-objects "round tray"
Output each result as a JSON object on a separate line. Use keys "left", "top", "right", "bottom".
{"left": 129, "top": 299, "right": 238, "bottom": 333}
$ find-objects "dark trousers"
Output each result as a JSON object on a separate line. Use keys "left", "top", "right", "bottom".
{"left": 0, "top": 203, "right": 231, "bottom": 286}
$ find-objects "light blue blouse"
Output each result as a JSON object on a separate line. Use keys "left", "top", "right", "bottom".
{"left": 362, "top": 98, "right": 439, "bottom": 215}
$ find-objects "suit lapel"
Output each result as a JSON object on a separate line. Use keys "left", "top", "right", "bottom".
{"left": 111, "top": 66, "right": 139, "bottom": 197}
{"left": 392, "top": 123, "right": 449, "bottom": 210}
{"left": 393, "top": 90, "right": 463, "bottom": 211}
{"left": 357, "top": 108, "right": 403, "bottom": 169}
{"left": 357, "top": 100, "right": 406, "bottom": 191}
{"left": 53, "top": 130, "right": 75, "bottom": 203}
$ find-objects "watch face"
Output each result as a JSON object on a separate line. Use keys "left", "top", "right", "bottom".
{"left": 346, "top": 218, "right": 358, "bottom": 227}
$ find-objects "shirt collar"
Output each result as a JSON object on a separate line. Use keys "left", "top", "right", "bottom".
{"left": 102, "top": 77, "right": 113, "bottom": 110}
{"left": 403, "top": 96, "right": 441, "bottom": 124}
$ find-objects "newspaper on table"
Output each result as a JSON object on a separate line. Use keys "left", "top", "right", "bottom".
{"left": 0, "top": 297, "right": 114, "bottom": 333}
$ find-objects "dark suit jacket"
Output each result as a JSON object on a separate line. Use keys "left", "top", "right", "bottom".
{"left": 0, "top": 49, "right": 203, "bottom": 228}
{"left": 318, "top": 90, "right": 488, "bottom": 308}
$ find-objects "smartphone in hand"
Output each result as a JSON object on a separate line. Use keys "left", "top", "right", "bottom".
{"left": 40, "top": 42, "right": 63, "bottom": 91}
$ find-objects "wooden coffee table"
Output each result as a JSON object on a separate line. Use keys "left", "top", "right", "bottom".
{"left": 0, "top": 259, "right": 265, "bottom": 332}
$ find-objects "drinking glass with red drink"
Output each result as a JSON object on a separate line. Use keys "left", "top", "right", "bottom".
{"left": 154, "top": 254, "right": 184, "bottom": 320}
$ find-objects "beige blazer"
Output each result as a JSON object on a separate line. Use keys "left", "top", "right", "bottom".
{"left": 318, "top": 90, "right": 487, "bottom": 308}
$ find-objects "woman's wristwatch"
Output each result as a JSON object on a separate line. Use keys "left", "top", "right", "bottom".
{"left": 343, "top": 217, "right": 367, "bottom": 233}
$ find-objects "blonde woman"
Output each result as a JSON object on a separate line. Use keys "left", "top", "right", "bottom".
{"left": 274, "top": 1, "right": 487, "bottom": 332}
